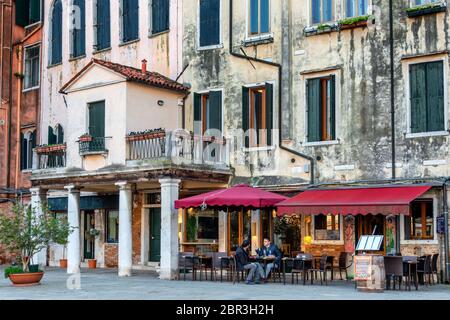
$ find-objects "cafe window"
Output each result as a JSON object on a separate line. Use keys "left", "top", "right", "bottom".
{"left": 260, "top": 209, "right": 273, "bottom": 242}
{"left": 405, "top": 200, "right": 434, "bottom": 240}
{"left": 185, "top": 209, "right": 219, "bottom": 242}
{"left": 314, "top": 214, "right": 340, "bottom": 241}
{"left": 106, "top": 210, "right": 119, "bottom": 243}
{"left": 228, "top": 209, "right": 252, "bottom": 251}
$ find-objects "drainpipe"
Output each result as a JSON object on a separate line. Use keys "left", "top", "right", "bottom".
{"left": 443, "top": 179, "right": 449, "bottom": 283}
{"left": 228, "top": 0, "right": 315, "bottom": 184}
{"left": 14, "top": 44, "right": 23, "bottom": 190}
{"left": 389, "top": 0, "right": 396, "bottom": 180}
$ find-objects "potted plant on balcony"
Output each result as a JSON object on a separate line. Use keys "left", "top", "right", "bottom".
{"left": 339, "top": 15, "right": 372, "bottom": 30}
{"left": 86, "top": 228, "right": 101, "bottom": 269}
{"left": 0, "top": 203, "right": 75, "bottom": 286}
{"left": 35, "top": 143, "right": 67, "bottom": 154}
{"left": 79, "top": 133, "right": 93, "bottom": 143}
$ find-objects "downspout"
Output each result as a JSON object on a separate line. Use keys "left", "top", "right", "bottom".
{"left": 389, "top": 0, "right": 396, "bottom": 180}
{"left": 14, "top": 44, "right": 23, "bottom": 190}
{"left": 228, "top": 0, "right": 315, "bottom": 184}
{"left": 4, "top": 1, "right": 13, "bottom": 191}
{"left": 443, "top": 179, "right": 449, "bottom": 283}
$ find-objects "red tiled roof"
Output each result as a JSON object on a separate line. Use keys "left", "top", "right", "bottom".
{"left": 60, "top": 58, "right": 189, "bottom": 93}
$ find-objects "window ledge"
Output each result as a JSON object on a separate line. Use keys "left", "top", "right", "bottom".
{"left": 303, "top": 140, "right": 340, "bottom": 147}
{"left": 21, "top": 169, "right": 33, "bottom": 173}
{"left": 243, "top": 145, "right": 276, "bottom": 152}
{"left": 242, "top": 33, "right": 274, "bottom": 47}
{"left": 149, "top": 29, "right": 170, "bottom": 38}
{"left": 93, "top": 47, "right": 112, "bottom": 54}
{"left": 22, "top": 86, "right": 40, "bottom": 93}
{"left": 47, "top": 62, "right": 63, "bottom": 69}
{"left": 69, "top": 54, "right": 86, "bottom": 62}
{"left": 119, "top": 39, "right": 140, "bottom": 47}
{"left": 406, "top": 3, "right": 447, "bottom": 18}
{"left": 405, "top": 131, "right": 449, "bottom": 139}
{"left": 197, "top": 44, "right": 224, "bottom": 51}
{"left": 80, "top": 150, "right": 109, "bottom": 157}
{"left": 304, "top": 23, "right": 339, "bottom": 37}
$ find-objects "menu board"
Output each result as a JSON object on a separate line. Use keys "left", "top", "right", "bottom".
{"left": 356, "top": 235, "right": 384, "bottom": 251}
{"left": 354, "top": 255, "right": 372, "bottom": 281}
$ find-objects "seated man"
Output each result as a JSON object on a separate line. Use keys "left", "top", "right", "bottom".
{"left": 235, "top": 240, "right": 265, "bottom": 285}
{"left": 258, "top": 238, "right": 282, "bottom": 279}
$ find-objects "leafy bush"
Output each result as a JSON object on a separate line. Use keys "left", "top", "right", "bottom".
{"left": 4, "top": 266, "right": 23, "bottom": 278}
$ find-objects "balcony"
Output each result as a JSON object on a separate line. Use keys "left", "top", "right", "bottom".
{"left": 34, "top": 144, "right": 66, "bottom": 169}
{"left": 78, "top": 135, "right": 108, "bottom": 156}
{"left": 126, "top": 129, "right": 229, "bottom": 168}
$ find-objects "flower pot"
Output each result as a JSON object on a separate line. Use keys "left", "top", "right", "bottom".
{"left": 340, "top": 20, "right": 368, "bottom": 30}
{"left": 88, "top": 259, "right": 97, "bottom": 269}
{"left": 8, "top": 272, "right": 44, "bottom": 287}
{"left": 79, "top": 136, "right": 93, "bottom": 142}
{"left": 59, "top": 259, "right": 68, "bottom": 268}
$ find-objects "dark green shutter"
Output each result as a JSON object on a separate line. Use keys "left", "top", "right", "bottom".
{"left": 96, "top": 0, "right": 110, "bottom": 50}
{"left": 15, "top": 0, "right": 29, "bottom": 27}
{"left": 410, "top": 64, "right": 427, "bottom": 134}
{"left": 265, "top": 83, "right": 273, "bottom": 146}
{"left": 48, "top": 126, "right": 57, "bottom": 145}
{"left": 307, "top": 78, "right": 321, "bottom": 142}
{"left": 89, "top": 102, "right": 105, "bottom": 138}
{"left": 193, "top": 93, "right": 202, "bottom": 135}
{"left": 20, "top": 133, "right": 27, "bottom": 170}
{"left": 56, "top": 124, "right": 64, "bottom": 144}
{"left": 208, "top": 91, "right": 222, "bottom": 131}
{"left": 152, "top": 0, "right": 169, "bottom": 34}
{"left": 330, "top": 75, "right": 336, "bottom": 140}
{"left": 29, "top": 0, "right": 41, "bottom": 24}
{"left": 200, "top": 0, "right": 220, "bottom": 47}
{"left": 51, "top": 0, "right": 62, "bottom": 64}
{"left": 242, "top": 87, "right": 250, "bottom": 148}
{"left": 426, "top": 61, "right": 445, "bottom": 132}
{"left": 72, "top": 0, "right": 85, "bottom": 57}
{"left": 123, "top": 0, "right": 139, "bottom": 42}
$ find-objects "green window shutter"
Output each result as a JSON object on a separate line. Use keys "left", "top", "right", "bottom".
{"left": 330, "top": 75, "right": 336, "bottom": 140}
{"left": 51, "top": 0, "right": 63, "bottom": 64}
{"left": 307, "top": 78, "right": 321, "bottom": 142}
{"left": 29, "top": 0, "right": 41, "bottom": 24}
{"left": 265, "top": 82, "right": 273, "bottom": 146}
{"left": 48, "top": 126, "right": 57, "bottom": 145}
{"left": 89, "top": 101, "right": 105, "bottom": 138}
{"left": 15, "top": 0, "right": 29, "bottom": 27}
{"left": 56, "top": 124, "right": 64, "bottom": 144}
{"left": 208, "top": 91, "right": 222, "bottom": 131}
{"left": 193, "top": 93, "right": 202, "bottom": 135}
{"left": 426, "top": 61, "right": 445, "bottom": 132}
{"left": 410, "top": 64, "right": 427, "bottom": 134}
{"left": 20, "top": 133, "right": 27, "bottom": 170}
{"left": 242, "top": 87, "right": 250, "bottom": 148}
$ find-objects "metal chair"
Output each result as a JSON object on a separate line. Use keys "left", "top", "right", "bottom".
{"left": 417, "top": 255, "right": 432, "bottom": 286}
{"left": 431, "top": 253, "right": 439, "bottom": 284}
{"left": 309, "top": 255, "right": 329, "bottom": 285}
{"left": 178, "top": 252, "right": 194, "bottom": 281}
{"left": 333, "top": 252, "right": 352, "bottom": 281}
{"left": 384, "top": 256, "right": 404, "bottom": 290}
{"left": 211, "top": 252, "right": 229, "bottom": 282}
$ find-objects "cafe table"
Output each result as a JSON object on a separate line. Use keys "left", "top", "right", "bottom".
{"left": 403, "top": 256, "right": 419, "bottom": 291}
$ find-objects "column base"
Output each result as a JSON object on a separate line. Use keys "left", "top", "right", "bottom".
{"left": 159, "top": 268, "right": 178, "bottom": 280}
{"left": 118, "top": 267, "right": 132, "bottom": 277}
{"left": 67, "top": 266, "right": 80, "bottom": 274}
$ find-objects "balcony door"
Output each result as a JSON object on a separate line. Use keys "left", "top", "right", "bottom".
{"left": 87, "top": 101, "right": 105, "bottom": 151}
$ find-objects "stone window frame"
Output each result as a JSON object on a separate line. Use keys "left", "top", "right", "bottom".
{"left": 403, "top": 53, "right": 449, "bottom": 139}
{"left": 400, "top": 195, "right": 439, "bottom": 245}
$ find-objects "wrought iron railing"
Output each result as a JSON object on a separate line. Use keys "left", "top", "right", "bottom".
{"left": 79, "top": 137, "right": 107, "bottom": 155}
{"left": 35, "top": 145, "right": 66, "bottom": 169}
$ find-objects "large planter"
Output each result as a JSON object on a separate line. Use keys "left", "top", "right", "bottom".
{"left": 59, "top": 259, "right": 68, "bottom": 268}
{"left": 340, "top": 20, "right": 369, "bottom": 30}
{"left": 8, "top": 272, "right": 44, "bottom": 287}
{"left": 88, "top": 259, "right": 97, "bottom": 269}
{"left": 406, "top": 4, "right": 447, "bottom": 17}
{"left": 35, "top": 144, "right": 66, "bottom": 154}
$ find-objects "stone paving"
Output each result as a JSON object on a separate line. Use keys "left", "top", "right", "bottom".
{"left": 0, "top": 267, "right": 449, "bottom": 300}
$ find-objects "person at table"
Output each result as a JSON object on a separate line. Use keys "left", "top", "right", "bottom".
{"left": 257, "top": 238, "right": 282, "bottom": 279}
{"left": 235, "top": 240, "right": 266, "bottom": 285}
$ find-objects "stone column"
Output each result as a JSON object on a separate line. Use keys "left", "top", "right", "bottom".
{"left": 159, "top": 178, "right": 181, "bottom": 280}
{"left": 65, "top": 185, "right": 81, "bottom": 274}
{"left": 251, "top": 210, "right": 261, "bottom": 255}
{"left": 30, "top": 187, "right": 48, "bottom": 267}
{"left": 218, "top": 210, "right": 228, "bottom": 253}
{"left": 115, "top": 181, "right": 133, "bottom": 277}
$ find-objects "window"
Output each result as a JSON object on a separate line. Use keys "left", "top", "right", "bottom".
{"left": 151, "top": 0, "right": 170, "bottom": 34}
{"left": 405, "top": 200, "right": 434, "bottom": 240}
{"left": 311, "top": 0, "right": 334, "bottom": 24}
{"left": 50, "top": 0, "right": 62, "bottom": 65}
{"left": 242, "top": 83, "right": 273, "bottom": 147}
{"left": 185, "top": 209, "right": 219, "bottom": 242}
{"left": 345, "top": 0, "right": 368, "bottom": 18}
{"left": 306, "top": 76, "right": 336, "bottom": 142}
{"left": 70, "top": 0, "right": 85, "bottom": 58}
{"left": 410, "top": 61, "right": 445, "bottom": 134}
{"left": 314, "top": 214, "right": 340, "bottom": 241}
{"left": 88, "top": 101, "right": 105, "bottom": 138}
{"left": 193, "top": 91, "right": 223, "bottom": 135}
{"left": 121, "top": 0, "right": 139, "bottom": 43}
{"left": 106, "top": 211, "right": 119, "bottom": 243}
{"left": 228, "top": 209, "right": 252, "bottom": 251}
{"left": 16, "top": 0, "right": 41, "bottom": 27}
{"left": 94, "top": 0, "right": 111, "bottom": 51}
{"left": 21, "top": 130, "right": 36, "bottom": 170}
{"left": 24, "top": 45, "right": 40, "bottom": 90}
{"left": 199, "top": 0, "right": 221, "bottom": 48}
{"left": 411, "top": 0, "right": 441, "bottom": 7}
{"left": 249, "top": 0, "right": 270, "bottom": 36}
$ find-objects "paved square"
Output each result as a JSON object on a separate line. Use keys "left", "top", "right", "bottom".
{"left": 0, "top": 267, "right": 449, "bottom": 300}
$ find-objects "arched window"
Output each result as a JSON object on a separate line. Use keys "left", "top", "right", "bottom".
{"left": 21, "top": 130, "right": 36, "bottom": 170}
{"left": 70, "top": 0, "right": 86, "bottom": 58}
{"left": 94, "top": 0, "right": 111, "bottom": 51}
{"left": 121, "top": 0, "right": 139, "bottom": 43}
{"left": 48, "top": 124, "right": 64, "bottom": 144}
{"left": 50, "top": 0, "right": 62, "bottom": 65}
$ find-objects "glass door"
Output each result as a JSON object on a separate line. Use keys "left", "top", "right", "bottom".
{"left": 84, "top": 211, "right": 95, "bottom": 260}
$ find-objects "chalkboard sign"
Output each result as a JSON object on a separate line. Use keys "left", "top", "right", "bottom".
{"left": 437, "top": 215, "right": 446, "bottom": 235}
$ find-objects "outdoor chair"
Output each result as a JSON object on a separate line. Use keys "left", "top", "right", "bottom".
{"left": 417, "top": 255, "right": 432, "bottom": 286}
{"left": 384, "top": 256, "right": 404, "bottom": 290}
{"left": 211, "top": 252, "right": 230, "bottom": 282}
{"left": 197, "top": 252, "right": 213, "bottom": 281}
{"left": 309, "top": 255, "right": 330, "bottom": 285}
{"left": 289, "top": 257, "right": 313, "bottom": 285}
{"left": 402, "top": 256, "right": 419, "bottom": 291}
{"left": 431, "top": 253, "right": 439, "bottom": 284}
{"left": 332, "top": 252, "right": 352, "bottom": 281}
{"left": 178, "top": 252, "right": 194, "bottom": 281}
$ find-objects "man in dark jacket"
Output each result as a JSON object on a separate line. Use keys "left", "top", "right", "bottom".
{"left": 257, "top": 238, "right": 282, "bottom": 279}
{"left": 235, "top": 240, "right": 265, "bottom": 285}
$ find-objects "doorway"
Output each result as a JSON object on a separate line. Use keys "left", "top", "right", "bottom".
{"left": 84, "top": 211, "right": 95, "bottom": 260}
{"left": 356, "top": 214, "right": 386, "bottom": 254}
{"left": 149, "top": 208, "right": 161, "bottom": 262}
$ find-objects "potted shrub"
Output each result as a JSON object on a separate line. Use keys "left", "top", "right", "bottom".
{"left": 0, "top": 203, "right": 75, "bottom": 286}
{"left": 86, "top": 228, "right": 100, "bottom": 269}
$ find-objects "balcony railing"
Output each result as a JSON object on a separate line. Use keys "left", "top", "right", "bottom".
{"left": 126, "top": 129, "right": 229, "bottom": 166}
{"left": 34, "top": 144, "right": 66, "bottom": 169}
{"left": 79, "top": 137, "right": 107, "bottom": 155}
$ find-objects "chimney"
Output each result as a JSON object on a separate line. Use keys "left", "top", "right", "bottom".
{"left": 141, "top": 59, "right": 147, "bottom": 74}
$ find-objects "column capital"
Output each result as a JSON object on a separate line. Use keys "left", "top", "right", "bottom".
{"left": 115, "top": 181, "right": 132, "bottom": 190}
{"left": 159, "top": 178, "right": 181, "bottom": 187}
{"left": 30, "top": 187, "right": 47, "bottom": 196}
{"left": 64, "top": 185, "right": 81, "bottom": 193}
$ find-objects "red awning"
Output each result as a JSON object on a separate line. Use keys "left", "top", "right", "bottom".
{"left": 175, "top": 184, "right": 288, "bottom": 209}
{"left": 277, "top": 186, "right": 432, "bottom": 216}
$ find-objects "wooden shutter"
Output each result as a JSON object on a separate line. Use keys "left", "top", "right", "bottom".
{"left": 48, "top": 126, "right": 57, "bottom": 145}
{"left": 89, "top": 102, "right": 105, "bottom": 138}
{"left": 242, "top": 87, "right": 250, "bottom": 148}
{"left": 29, "top": 0, "right": 41, "bottom": 24}
{"left": 56, "top": 124, "right": 64, "bottom": 144}
{"left": 73, "top": 0, "right": 86, "bottom": 57}
{"left": 51, "top": 0, "right": 62, "bottom": 64}
{"left": 15, "top": 0, "right": 29, "bottom": 27}
{"left": 265, "top": 83, "right": 273, "bottom": 146}
{"left": 20, "top": 133, "right": 27, "bottom": 170}
{"left": 200, "top": 0, "right": 220, "bottom": 47}
{"left": 208, "top": 91, "right": 222, "bottom": 131}
{"left": 130, "top": 0, "right": 139, "bottom": 40}
{"left": 307, "top": 78, "right": 321, "bottom": 142}
{"left": 260, "top": 0, "right": 269, "bottom": 34}
{"left": 426, "top": 61, "right": 445, "bottom": 132}
{"left": 210, "top": 0, "right": 220, "bottom": 45}
{"left": 330, "top": 75, "right": 336, "bottom": 140}
{"left": 323, "top": 0, "right": 333, "bottom": 21}
{"left": 97, "top": 0, "right": 111, "bottom": 50}
{"left": 152, "top": 0, "right": 169, "bottom": 34}
{"left": 250, "top": 0, "right": 259, "bottom": 34}
{"left": 410, "top": 64, "right": 427, "bottom": 134}
{"left": 312, "top": 0, "right": 321, "bottom": 24}
{"left": 194, "top": 93, "right": 202, "bottom": 135}
{"left": 199, "top": 0, "right": 209, "bottom": 47}
{"left": 123, "top": 0, "right": 139, "bottom": 42}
